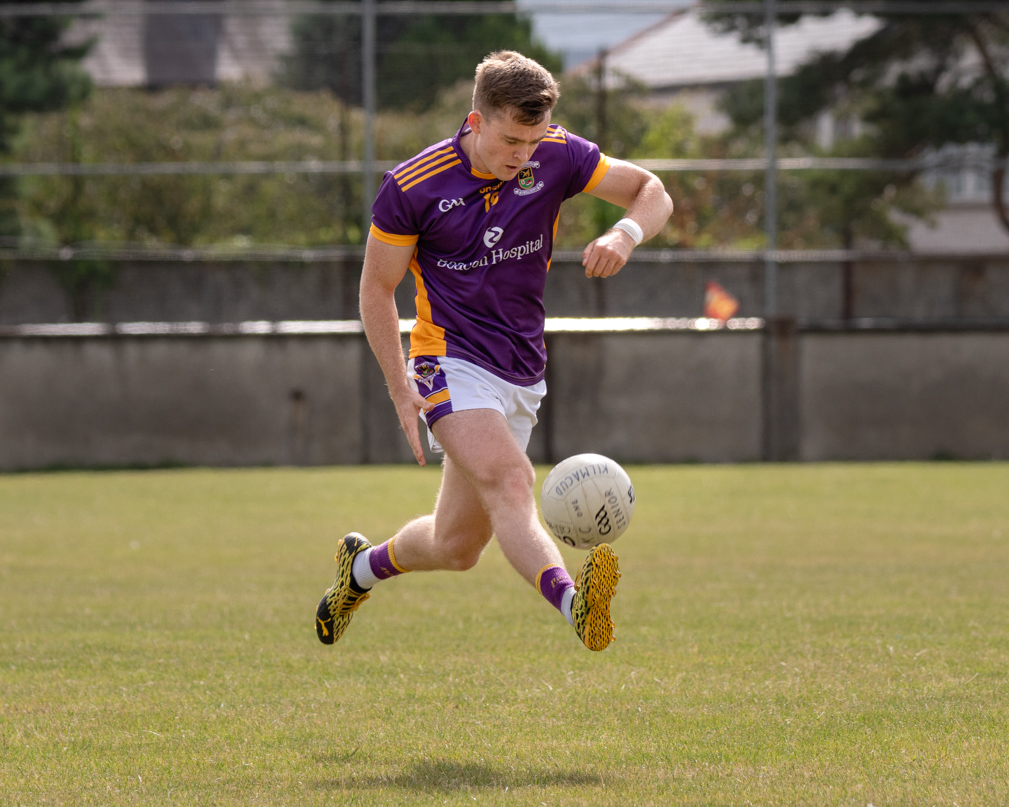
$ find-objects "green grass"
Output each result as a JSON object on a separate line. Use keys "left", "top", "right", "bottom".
{"left": 2, "top": 463, "right": 1008, "bottom": 805}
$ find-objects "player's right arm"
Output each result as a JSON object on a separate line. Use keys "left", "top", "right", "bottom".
{"left": 359, "top": 234, "right": 434, "bottom": 466}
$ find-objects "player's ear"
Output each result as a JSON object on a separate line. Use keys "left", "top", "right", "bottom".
{"left": 468, "top": 110, "right": 483, "bottom": 134}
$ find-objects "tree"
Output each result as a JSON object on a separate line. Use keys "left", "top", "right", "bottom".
{"left": 553, "top": 69, "right": 766, "bottom": 250}
{"left": 705, "top": 1, "right": 1009, "bottom": 241}
{"left": 15, "top": 82, "right": 472, "bottom": 249}
{"left": 279, "top": 0, "right": 561, "bottom": 112}
{"left": 0, "top": 0, "right": 92, "bottom": 236}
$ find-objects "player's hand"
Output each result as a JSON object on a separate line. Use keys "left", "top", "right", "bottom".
{"left": 392, "top": 383, "right": 434, "bottom": 467}
{"left": 581, "top": 228, "right": 635, "bottom": 278}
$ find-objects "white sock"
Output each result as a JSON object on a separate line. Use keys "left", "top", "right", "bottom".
{"left": 561, "top": 587, "right": 576, "bottom": 627}
{"left": 351, "top": 548, "right": 378, "bottom": 589}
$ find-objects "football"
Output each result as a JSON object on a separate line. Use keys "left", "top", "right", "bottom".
{"left": 540, "top": 453, "right": 635, "bottom": 550}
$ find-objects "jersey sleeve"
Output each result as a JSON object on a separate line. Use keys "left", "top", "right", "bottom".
{"left": 370, "top": 171, "right": 421, "bottom": 246}
{"left": 561, "top": 129, "right": 611, "bottom": 200}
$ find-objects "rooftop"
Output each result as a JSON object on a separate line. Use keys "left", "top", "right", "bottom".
{"left": 581, "top": 6, "right": 882, "bottom": 89}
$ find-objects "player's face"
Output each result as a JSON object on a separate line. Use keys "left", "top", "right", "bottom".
{"left": 467, "top": 109, "right": 551, "bottom": 182}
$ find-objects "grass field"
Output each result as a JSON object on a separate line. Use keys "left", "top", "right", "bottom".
{"left": 2, "top": 463, "right": 1008, "bottom": 805}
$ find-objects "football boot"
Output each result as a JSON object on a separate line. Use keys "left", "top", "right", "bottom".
{"left": 315, "top": 533, "right": 372, "bottom": 645}
{"left": 571, "top": 543, "right": 620, "bottom": 651}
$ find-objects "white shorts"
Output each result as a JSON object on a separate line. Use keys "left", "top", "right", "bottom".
{"left": 408, "top": 356, "right": 547, "bottom": 453}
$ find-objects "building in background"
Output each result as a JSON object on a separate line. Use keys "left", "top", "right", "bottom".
{"left": 518, "top": 0, "right": 679, "bottom": 68}
{"left": 578, "top": 8, "right": 880, "bottom": 136}
{"left": 66, "top": 3, "right": 291, "bottom": 88}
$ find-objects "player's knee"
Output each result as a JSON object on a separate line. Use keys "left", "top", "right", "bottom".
{"left": 445, "top": 548, "right": 482, "bottom": 572}
{"left": 442, "top": 536, "right": 486, "bottom": 571}
{"left": 477, "top": 458, "right": 535, "bottom": 501}
{"left": 436, "top": 526, "right": 491, "bottom": 571}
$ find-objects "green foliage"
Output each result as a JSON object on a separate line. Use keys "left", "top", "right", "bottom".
{"left": 16, "top": 86, "right": 365, "bottom": 247}
{"left": 631, "top": 107, "right": 771, "bottom": 250}
{"left": 553, "top": 71, "right": 658, "bottom": 248}
{"left": 0, "top": 0, "right": 92, "bottom": 235}
{"left": 377, "top": 12, "right": 559, "bottom": 111}
{"left": 552, "top": 70, "right": 654, "bottom": 159}
{"left": 719, "top": 75, "right": 947, "bottom": 249}
{"left": 17, "top": 68, "right": 950, "bottom": 254}
{"left": 279, "top": 1, "right": 560, "bottom": 112}
{"left": 553, "top": 75, "right": 761, "bottom": 250}
{"left": 15, "top": 79, "right": 787, "bottom": 253}
{"left": 14, "top": 82, "right": 479, "bottom": 249}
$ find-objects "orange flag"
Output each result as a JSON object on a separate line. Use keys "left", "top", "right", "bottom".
{"left": 704, "top": 281, "right": 739, "bottom": 322}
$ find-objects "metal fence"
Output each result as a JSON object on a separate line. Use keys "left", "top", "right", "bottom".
{"left": 2, "top": 1, "right": 1008, "bottom": 319}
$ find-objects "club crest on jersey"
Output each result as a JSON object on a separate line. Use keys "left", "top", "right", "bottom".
{"left": 413, "top": 361, "right": 441, "bottom": 390}
{"left": 514, "top": 164, "right": 544, "bottom": 197}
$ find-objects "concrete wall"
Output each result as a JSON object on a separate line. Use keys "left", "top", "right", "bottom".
{"left": 0, "top": 261, "right": 365, "bottom": 325}
{"left": 0, "top": 335, "right": 368, "bottom": 470}
{"left": 4, "top": 255, "right": 1009, "bottom": 325}
{"left": 800, "top": 330, "right": 1009, "bottom": 461}
{"left": 541, "top": 331, "right": 764, "bottom": 463}
{"left": 3, "top": 326, "right": 1008, "bottom": 470}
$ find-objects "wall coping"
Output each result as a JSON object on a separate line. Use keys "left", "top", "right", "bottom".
{"left": 6, "top": 316, "right": 1009, "bottom": 339}
{"left": 0, "top": 316, "right": 766, "bottom": 338}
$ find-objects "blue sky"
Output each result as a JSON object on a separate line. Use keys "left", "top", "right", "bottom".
{"left": 518, "top": 0, "right": 692, "bottom": 68}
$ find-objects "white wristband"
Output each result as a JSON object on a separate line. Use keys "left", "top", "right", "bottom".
{"left": 613, "top": 217, "right": 644, "bottom": 246}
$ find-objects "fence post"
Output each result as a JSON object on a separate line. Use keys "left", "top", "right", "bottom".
{"left": 762, "top": 315, "right": 800, "bottom": 461}
{"left": 361, "top": 0, "right": 377, "bottom": 240}
{"left": 763, "top": 0, "right": 779, "bottom": 317}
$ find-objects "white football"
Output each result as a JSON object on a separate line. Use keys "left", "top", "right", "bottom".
{"left": 540, "top": 453, "right": 635, "bottom": 550}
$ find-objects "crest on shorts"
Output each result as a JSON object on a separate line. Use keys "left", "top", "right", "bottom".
{"left": 413, "top": 361, "right": 441, "bottom": 391}
{"left": 518, "top": 167, "right": 535, "bottom": 190}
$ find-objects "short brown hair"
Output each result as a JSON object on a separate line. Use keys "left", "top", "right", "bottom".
{"left": 472, "top": 51, "right": 560, "bottom": 126}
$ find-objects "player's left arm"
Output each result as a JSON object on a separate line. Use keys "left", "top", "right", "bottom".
{"left": 581, "top": 159, "right": 673, "bottom": 278}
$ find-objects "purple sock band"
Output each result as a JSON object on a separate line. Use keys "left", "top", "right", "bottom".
{"left": 537, "top": 565, "right": 574, "bottom": 613}
{"left": 369, "top": 540, "right": 406, "bottom": 581}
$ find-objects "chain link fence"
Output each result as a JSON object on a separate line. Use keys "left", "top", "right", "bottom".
{"left": 1, "top": 1, "right": 1008, "bottom": 320}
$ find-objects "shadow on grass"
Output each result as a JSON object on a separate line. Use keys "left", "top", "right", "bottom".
{"left": 314, "top": 756, "right": 603, "bottom": 792}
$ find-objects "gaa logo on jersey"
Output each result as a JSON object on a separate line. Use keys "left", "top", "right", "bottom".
{"left": 518, "top": 167, "right": 535, "bottom": 190}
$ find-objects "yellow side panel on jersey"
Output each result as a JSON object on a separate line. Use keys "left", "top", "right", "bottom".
{"left": 370, "top": 224, "right": 419, "bottom": 247}
{"left": 546, "top": 212, "right": 562, "bottom": 272}
{"left": 408, "top": 256, "right": 448, "bottom": 357}
{"left": 583, "top": 154, "right": 612, "bottom": 194}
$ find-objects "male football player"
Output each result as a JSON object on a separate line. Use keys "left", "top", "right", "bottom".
{"left": 316, "top": 51, "right": 673, "bottom": 651}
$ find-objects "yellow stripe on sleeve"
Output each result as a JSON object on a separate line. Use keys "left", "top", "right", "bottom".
{"left": 370, "top": 224, "right": 419, "bottom": 247}
{"left": 583, "top": 154, "right": 612, "bottom": 194}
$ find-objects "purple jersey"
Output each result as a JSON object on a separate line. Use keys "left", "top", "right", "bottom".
{"left": 370, "top": 119, "right": 610, "bottom": 385}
